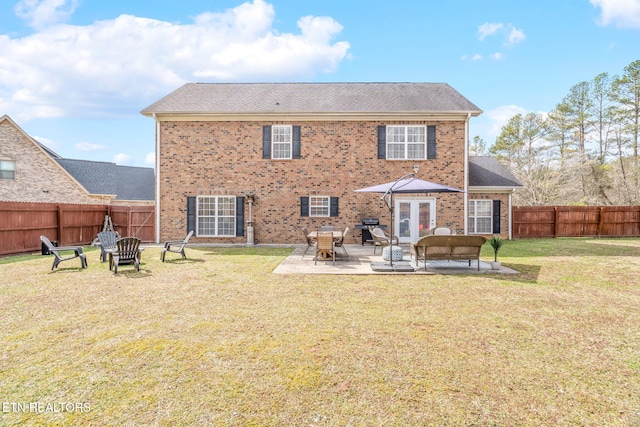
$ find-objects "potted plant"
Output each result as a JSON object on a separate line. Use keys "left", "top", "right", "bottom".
{"left": 488, "top": 235, "right": 504, "bottom": 270}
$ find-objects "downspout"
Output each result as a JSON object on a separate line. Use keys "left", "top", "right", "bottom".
{"left": 508, "top": 190, "right": 513, "bottom": 240}
{"left": 463, "top": 113, "right": 470, "bottom": 235}
{"left": 153, "top": 113, "right": 161, "bottom": 244}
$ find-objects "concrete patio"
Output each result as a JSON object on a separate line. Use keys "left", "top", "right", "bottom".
{"left": 273, "top": 243, "right": 519, "bottom": 275}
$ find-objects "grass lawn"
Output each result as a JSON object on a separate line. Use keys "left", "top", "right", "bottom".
{"left": 1, "top": 238, "right": 639, "bottom": 426}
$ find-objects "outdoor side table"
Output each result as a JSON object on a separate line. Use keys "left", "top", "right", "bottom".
{"left": 382, "top": 245, "right": 404, "bottom": 261}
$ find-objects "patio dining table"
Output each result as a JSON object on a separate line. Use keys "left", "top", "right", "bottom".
{"left": 307, "top": 230, "right": 344, "bottom": 259}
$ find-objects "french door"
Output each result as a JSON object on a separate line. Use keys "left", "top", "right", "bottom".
{"left": 396, "top": 198, "right": 436, "bottom": 243}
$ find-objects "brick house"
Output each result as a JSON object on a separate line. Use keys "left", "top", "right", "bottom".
{"left": 142, "top": 83, "right": 521, "bottom": 244}
{"left": 0, "top": 114, "right": 155, "bottom": 205}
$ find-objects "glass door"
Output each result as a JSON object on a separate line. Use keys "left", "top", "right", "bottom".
{"left": 396, "top": 198, "right": 436, "bottom": 243}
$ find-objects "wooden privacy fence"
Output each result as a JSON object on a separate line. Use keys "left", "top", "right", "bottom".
{"left": 513, "top": 206, "right": 640, "bottom": 238}
{"left": 0, "top": 201, "right": 155, "bottom": 256}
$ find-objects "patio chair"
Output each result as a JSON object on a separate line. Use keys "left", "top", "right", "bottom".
{"left": 97, "top": 231, "right": 118, "bottom": 262}
{"left": 301, "top": 227, "right": 316, "bottom": 258}
{"left": 110, "top": 237, "right": 143, "bottom": 274}
{"left": 370, "top": 227, "right": 399, "bottom": 255}
{"left": 314, "top": 231, "right": 336, "bottom": 265}
{"left": 40, "top": 235, "right": 87, "bottom": 270}
{"left": 319, "top": 225, "right": 334, "bottom": 231}
{"left": 333, "top": 227, "right": 350, "bottom": 259}
{"left": 161, "top": 230, "right": 194, "bottom": 262}
{"left": 432, "top": 226, "right": 454, "bottom": 235}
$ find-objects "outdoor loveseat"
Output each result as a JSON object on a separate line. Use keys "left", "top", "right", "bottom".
{"left": 411, "top": 235, "right": 487, "bottom": 271}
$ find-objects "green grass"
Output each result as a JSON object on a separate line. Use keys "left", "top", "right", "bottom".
{"left": 1, "top": 239, "right": 639, "bottom": 426}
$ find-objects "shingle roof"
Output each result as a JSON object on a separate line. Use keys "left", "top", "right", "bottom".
{"left": 141, "top": 82, "right": 482, "bottom": 115}
{"left": 469, "top": 156, "right": 522, "bottom": 188}
{"left": 55, "top": 159, "right": 155, "bottom": 200}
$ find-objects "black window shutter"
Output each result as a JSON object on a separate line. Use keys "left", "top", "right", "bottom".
{"left": 187, "top": 197, "right": 196, "bottom": 235}
{"left": 300, "top": 197, "right": 309, "bottom": 217}
{"left": 292, "top": 125, "right": 301, "bottom": 159}
{"left": 377, "top": 125, "right": 386, "bottom": 159}
{"left": 262, "top": 125, "right": 272, "bottom": 159}
{"left": 330, "top": 197, "right": 339, "bottom": 217}
{"left": 236, "top": 196, "right": 245, "bottom": 237}
{"left": 427, "top": 125, "right": 436, "bottom": 159}
{"left": 492, "top": 200, "right": 501, "bottom": 234}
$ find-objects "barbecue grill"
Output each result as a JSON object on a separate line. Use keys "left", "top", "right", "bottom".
{"left": 355, "top": 217, "right": 387, "bottom": 245}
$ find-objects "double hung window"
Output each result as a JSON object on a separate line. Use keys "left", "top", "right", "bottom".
{"left": 197, "top": 196, "right": 236, "bottom": 237}
{"left": 468, "top": 200, "right": 492, "bottom": 234}
{"left": 0, "top": 160, "right": 15, "bottom": 179}
{"left": 386, "top": 125, "right": 426, "bottom": 160}
{"left": 272, "top": 125, "right": 292, "bottom": 159}
{"left": 309, "top": 196, "right": 330, "bottom": 217}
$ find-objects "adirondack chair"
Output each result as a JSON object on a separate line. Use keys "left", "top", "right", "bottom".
{"left": 110, "top": 237, "right": 143, "bottom": 274}
{"left": 160, "top": 230, "right": 194, "bottom": 262}
{"left": 97, "top": 231, "right": 118, "bottom": 262}
{"left": 40, "top": 235, "right": 87, "bottom": 270}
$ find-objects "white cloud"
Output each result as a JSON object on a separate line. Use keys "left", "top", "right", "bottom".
{"left": 469, "top": 22, "right": 525, "bottom": 61}
{"left": 591, "top": 0, "right": 640, "bottom": 29}
{"left": 145, "top": 152, "right": 155, "bottom": 165}
{"left": 14, "top": 0, "right": 79, "bottom": 30}
{"left": 506, "top": 26, "right": 526, "bottom": 46}
{"left": 75, "top": 141, "right": 106, "bottom": 151}
{"left": 1, "top": 0, "right": 350, "bottom": 122}
{"left": 478, "top": 22, "right": 503, "bottom": 40}
{"left": 113, "top": 153, "right": 132, "bottom": 165}
{"left": 485, "top": 105, "right": 528, "bottom": 139}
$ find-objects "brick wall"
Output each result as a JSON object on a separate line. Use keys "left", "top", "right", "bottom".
{"left": 468, "top": 192, "right": 511, "bottom": 238}
{"left": 158, "top": 120, "right": 468, "bottom": 244}
{"left": 0, "top": 121, "right": 101, "bottom": 204}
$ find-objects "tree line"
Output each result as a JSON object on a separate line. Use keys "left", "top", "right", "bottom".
{"left": 473, "top": 59, "right": 640, "bottom": 206}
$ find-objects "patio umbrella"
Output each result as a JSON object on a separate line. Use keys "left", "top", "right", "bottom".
{"left": 355, "top": 177, "right": 464, "bottom": 268}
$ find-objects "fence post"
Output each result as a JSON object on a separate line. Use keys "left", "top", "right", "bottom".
{"left": 554, "top": 206, "right": 558, "bottom": 238}
{"left": 57, "top": 204, "right": 63, "bottom": 245}
{"left": 597, "top": 207, "right": 604, "bottom": 238}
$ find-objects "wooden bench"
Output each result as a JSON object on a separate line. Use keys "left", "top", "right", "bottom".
{"left": 411, "top": 235, "right": 487, "bottom": 271}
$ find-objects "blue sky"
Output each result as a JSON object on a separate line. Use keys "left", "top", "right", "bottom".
{"left": 1, "top": 0, "right": 639, "bottom": 167}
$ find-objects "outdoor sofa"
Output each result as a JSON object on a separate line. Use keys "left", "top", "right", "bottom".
{"left": 411, "top": 235, "right": 487, "bottom": 271}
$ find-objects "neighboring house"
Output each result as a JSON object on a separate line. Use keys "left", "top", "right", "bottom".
{"left": 142, "top": 82, "right": 522, "bottom": 244}
{"left": 0, "top": 114, "right": 154, "bottom": 205}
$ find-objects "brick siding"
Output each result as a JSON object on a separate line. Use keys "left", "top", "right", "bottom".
{"left": 158, "top": 119, "right": 476, "bottom": 244}
{"left": 0, "top": 121, "right": 102, "bottom": 204}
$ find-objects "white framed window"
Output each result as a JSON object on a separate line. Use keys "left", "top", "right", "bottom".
{"left": 272, "top": 125, "right": 292, "bottom": 159}
{"left": 0, "top": 160, "right": 16, "bottom": 180}
{"left": 196, "top": 196, "right": 236, "bottom": 237}
{"left": 309, "top": 196, "right": 330, "bottom": 217}
{"left": 386, "top": 125, "right": 426, "bottom": 160}
{"left": 469, "top": 200, "right": 492, "bottom": 234}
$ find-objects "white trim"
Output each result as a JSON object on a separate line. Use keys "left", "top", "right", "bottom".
{"left": 271, "top": 124, "right": 293, "bottom": 160}
{"left": 154, "top": 113, "right": 161, "bottom": 244}
{"left": 309, "top": 195, "right": 331, "bottom": 217}
{"left": 143, "top": 112, "right": 482, "bottom": 122}
{"left": 195, "top": 195, "right": 237, "bottom": 237}
{"left": 508, "top": 192, "right": 513, "bottom": 240}
{"left": 386, "top": 125, "right": 427, "bottom": 160}
{"left": 464, "top": 113, "right": 470, "bottom": 235}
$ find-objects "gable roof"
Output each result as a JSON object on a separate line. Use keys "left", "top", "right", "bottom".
{"left": 55, "top": 158, "right": 155, "bottom": 201}
{"left": 141, "top": 82, "right": 482, "bottom": 118}
{"left": 469, "top": 156, "right": 522, "bottom": 188}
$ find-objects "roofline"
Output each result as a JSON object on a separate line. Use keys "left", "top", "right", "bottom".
{"left": 142, "top": 111, "right": 483, "bottom": 121}
{"left": 469, "top": 185, "right": 523, "bottom": 193}
{"left": 1, "top": 114, "right": 97, "bottom": 198}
